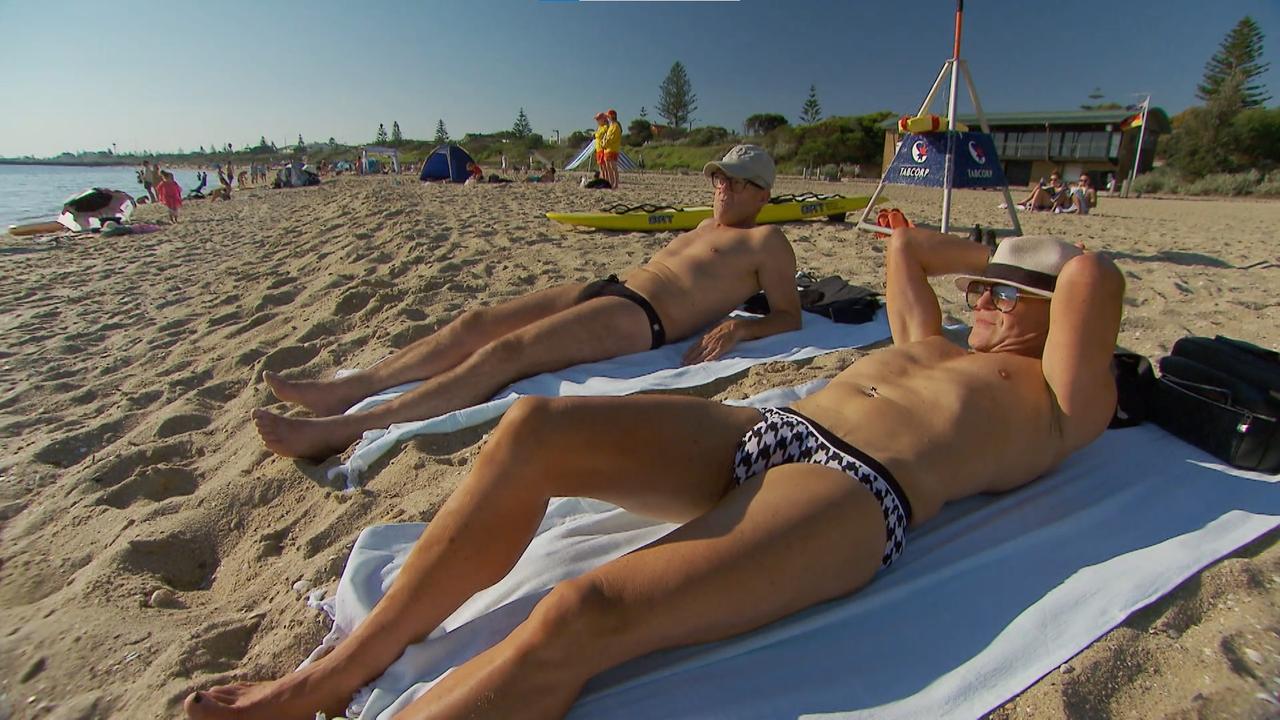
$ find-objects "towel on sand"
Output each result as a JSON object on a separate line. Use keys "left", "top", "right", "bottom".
{"left": 308, "top": 380, "right": 1279, "bottom": 719}
{"left": 328, "top": 310, "right": 891, "bottom": 487}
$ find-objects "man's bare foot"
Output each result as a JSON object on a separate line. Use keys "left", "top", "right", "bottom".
{"left": 183, "top": 665, "right": 353, "bottom": 720}
{"left": 263, "top": 371, "right": 355, "bottom": 417}
{"left": 252, "top": 409, "right": 359, "bottom": 460}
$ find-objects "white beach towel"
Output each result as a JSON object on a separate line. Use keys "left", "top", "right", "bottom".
{"left": 328, "top": 310, "right": 890, "bottom": 487}
{"left": 308, "top": 382, "right": 1280, "bottom": 720}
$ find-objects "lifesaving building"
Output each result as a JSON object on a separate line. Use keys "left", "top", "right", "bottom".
{"left": 881, "top": 108, "right": 1171, "bottom": 186}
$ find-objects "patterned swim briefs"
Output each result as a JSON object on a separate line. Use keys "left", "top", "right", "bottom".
{"left": 732, "top": 406, "right": 913, "bottom": 568}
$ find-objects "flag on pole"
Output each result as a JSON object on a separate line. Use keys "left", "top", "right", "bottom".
{"left": 1120, "top": 97, "right": 1150, "bottom": 131}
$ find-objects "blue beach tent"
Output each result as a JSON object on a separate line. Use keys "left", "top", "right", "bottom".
{"left": 420, "top": 144, "right": 477, "bottom": 182}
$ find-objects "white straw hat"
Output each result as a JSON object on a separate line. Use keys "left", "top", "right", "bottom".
{"left": 953, "top": 235, "right": 1082, "bottom": 298}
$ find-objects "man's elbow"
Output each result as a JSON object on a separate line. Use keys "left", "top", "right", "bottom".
{"left": 1060, "top": 253, "right": 1125, "bottom": 303}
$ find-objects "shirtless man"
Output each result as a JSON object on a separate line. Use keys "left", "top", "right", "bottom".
{"left": 254, "top": 144, "right": 801, "bottom": 459}
{"left": 187, "top": 229, "right": 1123, "bottom": 719}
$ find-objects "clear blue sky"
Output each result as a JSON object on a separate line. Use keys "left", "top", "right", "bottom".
{"left": 1, "top": 0, "right": 1275, "bottom": 156}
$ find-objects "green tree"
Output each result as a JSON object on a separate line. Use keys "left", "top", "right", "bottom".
{"left": 800, "top": 85, "right": 822, "bottom": 125}
{"left": 627, "top": 118, "right": 654, "bottom": 146}
{"left": 198, "top": 145, "right": 205, "bottom": 153}
{"left": 657, "top": 61, "right": 697, "bottom": 130}
{"left": 1231, "top": 107, "right": 1280, "bottom": 171}
{"left": 639, "top": 106, "right": 649, "bottom": 120}
{"left": 391, "top": 121, "right": 403, "bottom": 145}
{"left": 1167, "top": 73, "right": 1246, "bottom": 177}
{"left": 512, "top": 108, "right": 533, "bottom": 137}
{"left": 375, "top": 123, "right": 389, "bottom": 144}
{"left": 259, "top": 135, "right": 269, "bottom": 149}
{"left": 744, "top": 113, "right": 789, "bottom": 136}
{"left": 1198, "top": 17, "right": 1270, "bottom": 107}
{"left": 328, "top": 137, "right": 336, "bottom": 146}
{"left": 434, "top": 119, "right": 450, "bottom": 144}
{"left": 296, "top": 134, "right": 306, "bottom": 154}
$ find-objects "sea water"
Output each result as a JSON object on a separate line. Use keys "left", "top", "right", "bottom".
{"left": 0, "top": 164, "right": 221, "bottom": 229}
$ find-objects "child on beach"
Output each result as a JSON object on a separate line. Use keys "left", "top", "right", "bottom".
{"left": 156, "top": 171, "right": 183, "bottom": 223}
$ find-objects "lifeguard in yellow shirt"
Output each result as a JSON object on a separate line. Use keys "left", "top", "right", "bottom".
{"left": 593, "top": 111, "right": 609, "bottom": 179}
{"left": 602, "top": 108, "right": 623, "bottom": 189}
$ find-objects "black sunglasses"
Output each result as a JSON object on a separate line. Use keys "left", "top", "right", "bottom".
{"left": 965, "top": 281, "right": 1047, "bottom": 313}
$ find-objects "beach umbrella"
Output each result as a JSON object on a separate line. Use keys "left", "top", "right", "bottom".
{"left": 57, "top": 187, "right": 136, "bottom": 232}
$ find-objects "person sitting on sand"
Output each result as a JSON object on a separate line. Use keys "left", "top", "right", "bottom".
{"left": 1054, "top": 173, "right": 1097, "bottom": 215}
{"left": 466, "top": 162, "right": 485, "bottom": 183}
{"left": 253, "top": 144, "right": 803, "bottom": 460}
{"left": 581, "top": 170, "right": 612, "bottom": 189}
{"left": 186, "top": 229, "right": 1123, "bottom": 720}
{"left": 1016, "top": 172, "right": 1067, "bottom": 211}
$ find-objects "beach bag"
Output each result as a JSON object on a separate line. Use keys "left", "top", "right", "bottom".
{"left": 1148, "top": 336, "right": 1280, "bottom": 473}
{"left": 741, "top": 275, "right": 881, "bottom": 324}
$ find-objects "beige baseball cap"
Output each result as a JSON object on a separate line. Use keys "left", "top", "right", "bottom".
{"left": 703, "top": 144, "right": 775, "bottom": 190}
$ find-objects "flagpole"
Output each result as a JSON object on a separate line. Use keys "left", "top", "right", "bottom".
{"left": 1128, "top": 94, "right": 1150, "bottom": 193}
{"left": 941, "top": 0, "right": 963, "bottom": 232}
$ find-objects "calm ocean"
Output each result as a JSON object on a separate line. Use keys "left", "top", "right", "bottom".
{"left": 0, "top": 164, "right": 217, "bottom": 230}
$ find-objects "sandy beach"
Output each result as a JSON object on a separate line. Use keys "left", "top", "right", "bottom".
{"left": 0, "top": 173, "right": 1277, "bottom": 719}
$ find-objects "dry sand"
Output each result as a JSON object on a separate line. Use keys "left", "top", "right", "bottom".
{"left": 0, "top": 172, "right": 1276, "bottom": 719}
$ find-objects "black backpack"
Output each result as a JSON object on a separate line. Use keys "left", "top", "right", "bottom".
{"left": 742, "top": 274, "right": 882, "bottom": 325}
{"left": 1144, "top": 336, "right": 1280, "bottom": 473}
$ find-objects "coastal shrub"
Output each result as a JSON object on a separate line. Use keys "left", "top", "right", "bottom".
{"left": 683, "top": 126, "right": 732, "bottom": 146}
{"left": 1253, "top": 171, "right": 1280, "bottom": 196}
{"left": 1131, "top": 166, "right": 1179, "bottom": 194}
{"left": 1185, "top": 169, "right": 1262, "bottom": 196}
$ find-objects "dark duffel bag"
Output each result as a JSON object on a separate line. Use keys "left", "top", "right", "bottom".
{"left": 1148, "top": 336, "right": 1280, "bottom": 473}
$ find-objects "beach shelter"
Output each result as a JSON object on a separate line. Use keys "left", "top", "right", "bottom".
{"left": 57, "top": 188, "right": 135, "bottom": 232}
{"left": 419, "top": 144, "right": 477, "bottom": 183}
{"left": 564, "top": 140, "right": 639, "bottom": 172}
{"left": 856, "top": 0, "right": 1021, "bottom": 237}
{"left": 361, "top": 146, "right": 400, "bottom": 174}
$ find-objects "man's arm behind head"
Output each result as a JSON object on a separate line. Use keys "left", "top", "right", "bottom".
{"left": 1041, "top": 252, "right": 1125, "bottom": 454}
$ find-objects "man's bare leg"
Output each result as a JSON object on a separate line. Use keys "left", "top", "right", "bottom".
{"left": 189, "top": 394, "right": 763, "bottom": 719}
{"left": 255, "top": 296, "right": 653, "bottom": 458}
{"left": 263, "top": 283, "right": 586, "bottom": 417}
{"left": 394, "top": 460, "right": 888, "bottom": 719}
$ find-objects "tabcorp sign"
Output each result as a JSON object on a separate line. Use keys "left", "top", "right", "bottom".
{"left": 886, "top": 131, "right": 1008, "bottom": 189}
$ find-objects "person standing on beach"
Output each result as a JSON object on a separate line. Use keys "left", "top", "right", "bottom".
{"left": 187, "top": 229, "right": 1123, "bottom": 720}
{"left": 253, "top": 145, "right": 803, "bottom": 460}
{"left": 602, "top": 108, "right": 623, "bottom": 188}
{"left": 592, "top": 111, "right": 609, "bottom": 176}
{"left": 139, "top": 161, "right": 160, "bottom": 202}
{"left": 155, "top": 171, "right": 183, "bottom": 223}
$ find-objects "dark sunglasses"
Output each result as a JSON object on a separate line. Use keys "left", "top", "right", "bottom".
{"left": 965, "top": 281, "right": 1047, "bottom": 313}
{"left": 710, "top": 173, "right": 762, "bottom": 192}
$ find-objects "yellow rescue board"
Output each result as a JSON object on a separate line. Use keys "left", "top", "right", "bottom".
{"left": 547, "top": 194, "right": 878, "bottom": 232}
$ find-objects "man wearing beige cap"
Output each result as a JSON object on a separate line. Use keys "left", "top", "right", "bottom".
{"left": 193, "top": 228, "right": 1124, "bottom": 719}
{"left": 254, "top": 144, "right": 800, "bottom": 459}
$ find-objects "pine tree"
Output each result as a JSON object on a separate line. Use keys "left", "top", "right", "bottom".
{"left": 1197, "top": 16, "right": 1271, "bottom": 107}
{"left": 296, "top": 134, "right": 306, "bottom": 153}
{"left": 434, "top": 119, "right": 450, "bottom": 144}
{"left": 639, "top": 106, "right": 648, "bottom": 119}
{"left": 328, "top": 137, "right": 336, "bottom": 146}
{"left": 198, "top": 145, "right": 205, "bottom": 153}
{"left": 657, "top": 61, "right": 697, "bottom": 130}
{"left": 512, "top": 108, "right": 533, "bottom": 137}
{"left": 800, "top": 85, "right": 822, "bottom": 124}
{"left": 376, "top": 123, "right": 389, "bottom": 144}
{"left": 391, "top": 121, "right": 403, "bottom": 145}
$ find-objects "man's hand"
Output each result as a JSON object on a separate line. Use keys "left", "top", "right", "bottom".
{"left": 682, "top": 319, "right": 742, "bottom": 365}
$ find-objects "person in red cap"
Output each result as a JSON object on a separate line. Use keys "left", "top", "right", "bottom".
{"left": 602, "top": 108, "right": 623, "bottom": 188}
{"left": 593, "top": 112, "right": 609, "bottom": 176}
